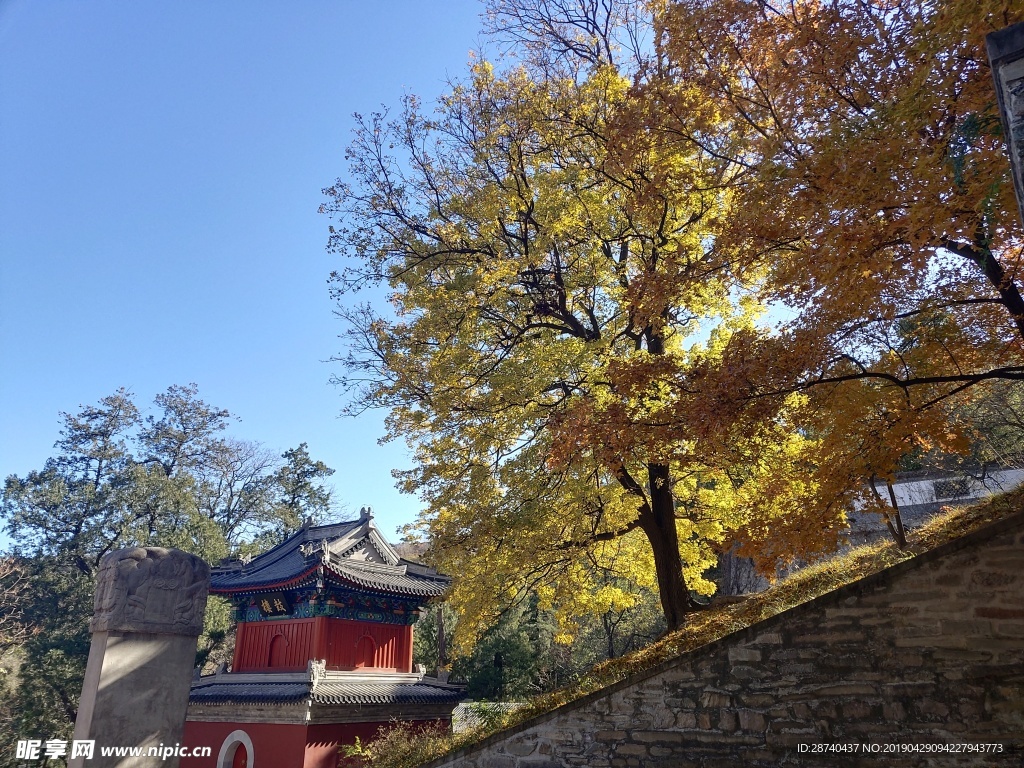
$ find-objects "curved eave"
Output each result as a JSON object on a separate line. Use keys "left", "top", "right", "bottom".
{"left": 311, "top": 689, "right": 465, "bottom": 706}
{"left": 209, "top": 562, "right": 450, "bottom": 600}
{"left": 189, "top": 690, "right": 310, "bottom": 705}
{"left": 209, "top": 564, "right": 320, "bottom": 595}
{"left": 325, "top": 568, "right": 449, "bottom": 600}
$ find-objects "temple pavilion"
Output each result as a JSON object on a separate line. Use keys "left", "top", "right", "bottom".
{"left": 182, "top": 507, "right": 462, "bottom": 768}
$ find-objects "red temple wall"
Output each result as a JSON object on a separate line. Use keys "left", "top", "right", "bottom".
{"left": 233, "top": 618, "right": 315, "bottom": 672}
{"left": 308, "top": 722, "right": 389, "bottom": 768}
{"left": 182, "top": 720, "right": 447, "bottom": 768}
{"left": 322, "top": 618, "right": 413, "bottom": 672}
{"left": 232, "top": 617, "right": 413, "bottom": 673}
{"left": 182, "top": 721, "right": 309, "bottom": 768}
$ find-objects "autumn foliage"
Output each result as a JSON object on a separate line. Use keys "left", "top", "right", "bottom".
{"left": 634, "top": 0, "right": 1024, "bottom": 552}
{"left": 324, "top": 0, "right": 1024, "bottom": 640}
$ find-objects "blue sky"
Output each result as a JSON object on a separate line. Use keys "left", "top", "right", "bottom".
{"left": 0, "top": 1, "right": 485, "bottom": 541}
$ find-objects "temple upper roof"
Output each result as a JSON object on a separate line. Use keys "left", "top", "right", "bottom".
{"left": 210, "top": 507, "right": 450, "bottom": 600}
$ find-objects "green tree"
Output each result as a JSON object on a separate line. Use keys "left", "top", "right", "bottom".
{"left": 454, "top": 600, "right": 547, "bottom": 701}
{"left": 272, "top": 443, "right": 336, "bottom": 531}
{"left": 418, "top": 581, "right": 663, "bottom": 701}
{"left": 413, "top": 601, "right": 458, "bottom": 674}
{"left": 0, "top": 386, "right": 335, "bottom": 755}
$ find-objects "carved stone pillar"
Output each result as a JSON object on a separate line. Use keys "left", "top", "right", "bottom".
{"left": 70, "top": 547, "right": 210, "bottom": 768}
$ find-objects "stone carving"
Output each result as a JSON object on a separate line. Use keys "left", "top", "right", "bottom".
{"left": 309, "top": 658, "right": 326, "bottom": 684}
{"left": 299, "top": 538, "right": 330, "bottom": 559}
{"left": 91, "top": 547, "right": 210, "bottom": 636}
{"left": 1003, "top": 75, "right": 1024, "bottom": 176}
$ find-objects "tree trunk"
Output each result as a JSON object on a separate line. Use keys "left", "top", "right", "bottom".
{"left": 641, "top": 462, "right": 696, "bottom": 631}
{"left": 625, "top": 327, "right": 697, "bottom": 631}
{"left": 869, "top": 474, "right": 907, "bottom": 549}
{"left": 884, "top": 480, "right": 907, "bottom": 549}
{"left": 603, "top": 613, "right": 616, "bottom": 659}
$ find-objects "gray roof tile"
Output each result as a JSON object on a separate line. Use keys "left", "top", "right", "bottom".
{"left": 188, "top": 678, "right": 464, "bottom": 706}
{"left": 329, "top": 559, "right": 449, "bottom": 597}
{"left": 189, "top": 682, "right": 310, "bottom": 704}
{"left": 210, "top": 514, "right": 449, "bottom": 598}
{"left": 312, "top": 680, "right": 464, "bottom": 706}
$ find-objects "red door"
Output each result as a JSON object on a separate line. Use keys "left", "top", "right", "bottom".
{"left": 355, "top": 635, "right": 375, "bottom": 668}
{"left": 268, "top": 634, "right": 289, "bottom": 668}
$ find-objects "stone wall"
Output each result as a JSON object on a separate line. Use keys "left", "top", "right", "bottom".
{"left": 424, "top": 512, "right": 1024, "bottom": 767}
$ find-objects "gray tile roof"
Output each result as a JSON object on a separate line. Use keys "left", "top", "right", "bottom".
{"left": 189, "top": 681, "right": 310, "bottom": 704}
{"left": 312, "top": 680, "right": 464, "bottom": 706}
{"left": 188, "top": 676, "right": 464, "bottom": 706}
{"left": 210, "top": 511, "right": 450, "bottom": 599}
{"left": 211, "top": 519, "right": 361, "bottom": 591}
{"left": 328, "top": 559, "right": 449, "bottom": 598}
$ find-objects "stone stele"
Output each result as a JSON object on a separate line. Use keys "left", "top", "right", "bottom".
{"left": 70, "top": 547, "right": 210, "bottom": 768}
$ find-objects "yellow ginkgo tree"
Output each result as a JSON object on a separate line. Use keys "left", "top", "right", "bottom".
{"left": 323, "top": 48, "right": 827, "bottom": 643}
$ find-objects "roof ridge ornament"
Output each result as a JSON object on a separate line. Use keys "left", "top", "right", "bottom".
{"left": 299, "top": 538, "right": 331, "bottom": 560}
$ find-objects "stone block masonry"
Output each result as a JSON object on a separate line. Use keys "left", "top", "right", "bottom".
{"left": 423, "top": 511, "right": 1024, "bottom": 767}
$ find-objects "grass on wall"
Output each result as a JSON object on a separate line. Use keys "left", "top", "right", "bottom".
{"left": 353, "top": 488, "right": 1024, "bottom": 768}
